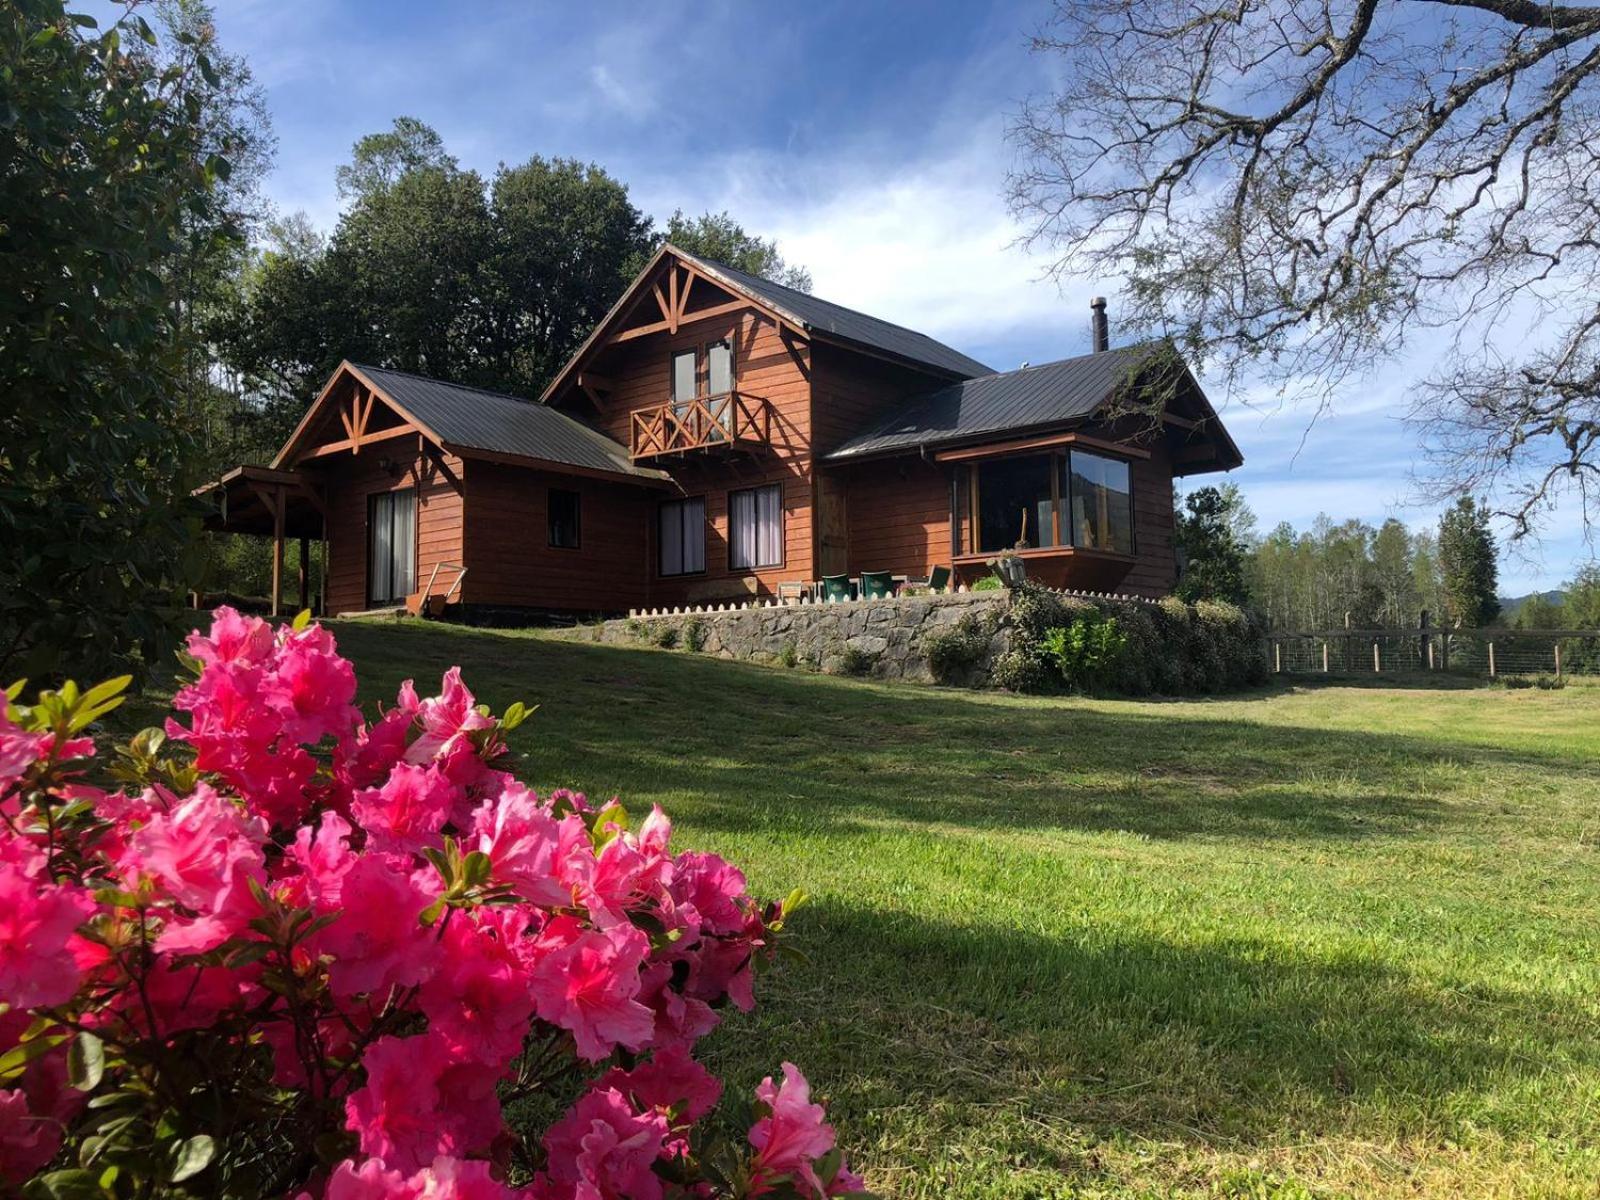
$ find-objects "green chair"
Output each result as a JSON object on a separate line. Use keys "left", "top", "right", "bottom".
{"left": 927, "top": 565, "right": 951, "bottom": 593}
{"left": 821, "top": 574, "right": 854, "bottom": 602}
{"left": 859, "top": 570, "right": 894, "bottom": 599}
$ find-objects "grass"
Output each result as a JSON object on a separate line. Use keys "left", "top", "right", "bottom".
{"left": 137, "top": 620, "right": 1600, "bottom": 1198}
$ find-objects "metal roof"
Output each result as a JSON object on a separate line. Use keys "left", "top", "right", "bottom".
{"left": 351, "top": 364, "right": 666, "bottom": 481}
{"left": 677, "top": 252, "right": 994, "bottom": 380}
{"left": 825, "top": 345, "right": 1155, "bottom": 460}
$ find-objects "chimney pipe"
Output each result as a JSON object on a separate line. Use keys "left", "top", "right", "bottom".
{"left": 1090, "top": 296, "right": 1109, "bottom": 353}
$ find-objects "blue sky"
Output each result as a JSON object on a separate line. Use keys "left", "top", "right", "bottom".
{"left": 203, "top": 0, "right": 1591, "bottom": 593}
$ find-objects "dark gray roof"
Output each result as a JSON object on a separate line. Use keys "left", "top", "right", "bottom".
{"left": 682, "top": 252, "right": 994, "bottom": 380}
{"left": 353, "top": 364, "right": 664, "bottom": 480}
{"left": 826, "top": 345, "right": 1153, "bottom": 461}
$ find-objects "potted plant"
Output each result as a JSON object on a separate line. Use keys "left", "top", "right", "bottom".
{"left": 988, "top": 546, "right": 1027, "bottom": 588}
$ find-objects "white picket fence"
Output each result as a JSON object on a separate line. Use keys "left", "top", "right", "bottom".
{"left": 625, "top": 585, "right": 1154, "bottom": 620}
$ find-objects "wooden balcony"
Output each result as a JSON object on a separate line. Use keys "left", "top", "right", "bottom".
{"left": 630, "top": 392, "right": 771, "bottom": 461}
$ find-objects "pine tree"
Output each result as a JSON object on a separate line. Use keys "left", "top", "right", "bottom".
{"left": 1437, "top": 498, "right": 1500, "bottom": 628}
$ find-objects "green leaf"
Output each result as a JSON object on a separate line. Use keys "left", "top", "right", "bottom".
{"left": 292, "top": 608, "right": 313, "bottom": 631}
{"left": 67, "top": 1031, "right": 104, "bottom": 1090}
{"left": 24, "top": 1168, "right": 104, "bottom": 1199}
{"left": 196, "top": 52, "right": 220, "bottom": 86}
{"left": 169, "top": 1134, "right": 215, "bottom": 1182}
{"left": 0, "top": 1033, "right": 67, "bottom": 1080}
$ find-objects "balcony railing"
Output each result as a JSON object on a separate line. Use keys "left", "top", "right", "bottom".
{"left": 630, "top": 391, "right": 771, "bottom": 461}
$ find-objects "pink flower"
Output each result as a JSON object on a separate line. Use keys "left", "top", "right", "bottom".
{"left": 266, "top": 623, "right": 359, "bottom": 745}
{"left": 747, "top": 1064, "right": 838, "bottom": 1197}
{"left": 353, "top": 762, "right": 459, "bottom": 854}
{"left": 598, "top": 1046, "right": 721, "bottom": 1158}
{"left": 282, "top": 810, "right": 357, "bottom": 908}
{"left": 529, "top": 919, "right": 655, "bottom": 1062}
{"left": 470, "top": 783, "right": 566, "bottom": 907}
{"left": 636, "top": 961, "right": 719, "bottom": 1051}
{"left": 0, "top": 834, "right": 94, "bottom": 1008}
{"left": 318, "top": 856, "right": 438, "bottom": 998}
{"left": 119, "top": 783, "right": 268, "bottom": 953}
{"left": 538, "top": 1087, "right": 668, "bottom": 1200}
{"left": 407, "top": 669, "right": 494, "bottom": 765}
{"left": 316, "top": 1156, "right": 518, "bottom": 1200}
{"left": 0, "top": 1087, "right": 61, "bottom": 1187}
{"left": 345, "top": 1035, "right": 502, "bottom": 1174}
{"left": 343, "top": 682, "right": 421, "bottom": 789}
{"left": 319, "top": 1156, "right": 419, "bottom": 1200}
{"left": 0, "top": 706, "right": 47, "bottom": 814}
{"left": 669, "top": 852, "right": 750, "bottom": 938}
{"left": 419, "top": 915, "right": 536, "bottom": 1067}
{"left": 186, "top": 605, "right": 275, "bottom": 670}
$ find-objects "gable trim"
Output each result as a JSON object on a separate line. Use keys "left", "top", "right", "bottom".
{"left": 272, "top": 361, "right": 444, "bottom": 469}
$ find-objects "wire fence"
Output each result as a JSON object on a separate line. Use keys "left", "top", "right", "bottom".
{"left": 1267, "top": 627, "right": 1600, "bottom": 680}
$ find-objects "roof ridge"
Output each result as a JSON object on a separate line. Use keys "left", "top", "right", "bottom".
{"left": 351, "top": 362, "right": 538, "bottom": 407}
{"left": 966, "top": 342, "right": 1145, "bottom": 382}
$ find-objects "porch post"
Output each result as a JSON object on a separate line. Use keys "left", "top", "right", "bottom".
{"left": 298, "top": 535, "right": 310, "bottom": 613}
{"left": 270, "top": 485, "right": 285, "bottom": 619}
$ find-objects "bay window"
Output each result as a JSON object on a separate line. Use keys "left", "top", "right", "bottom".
{"left": 954, "top": 448, "right": 1134, "bottom": 556}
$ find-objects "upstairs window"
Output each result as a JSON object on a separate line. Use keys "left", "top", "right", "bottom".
{"left": 707, "top": 341, "right": 734, "bottom": 395}
{"left": 548, "top": 488, "right": 580, "bottom": 550}
{"left": 671, "top": 350, "right": 697, "bottom": 405}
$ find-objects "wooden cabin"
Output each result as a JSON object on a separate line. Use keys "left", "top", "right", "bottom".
{"left": 200, "top": 245, "right": 1242, "bottom": 618}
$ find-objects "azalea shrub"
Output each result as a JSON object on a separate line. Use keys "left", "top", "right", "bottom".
{"left": 0, "top": 609, "right": 869, "bottom": 1200}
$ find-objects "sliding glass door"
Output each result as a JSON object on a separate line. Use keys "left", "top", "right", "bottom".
{"left": 368, "top": 489, "right": 416, "bottom": 606}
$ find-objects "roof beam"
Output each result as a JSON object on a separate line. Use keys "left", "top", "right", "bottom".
{"left": 932, "top": 430, "right": 1152, "bottom": 463}
{"left": 610, "top": 298, "right": 754, "bottom": 344}
{"left": 299, "top": 422, "right": 421, "bottom": 459}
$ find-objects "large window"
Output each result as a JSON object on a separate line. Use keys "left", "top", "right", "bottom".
{"left": 671, "top": 350, "right": 697, "bottom": 409}
{"left": 659, "top": 497, "right": 706, "bottom": 576}
{"left": 548, "top": 488, "right": 580, "bottom": 549}
{"left": 955, "top": 448, "right": 1134, "bottom": 556}
{"left": 368, "top": 488, "right": 416, "bottom": 606}
{"left": 707, "top": 341, "right": 734, "bottom": 395}
{"left": 1066, "top": 451, "right": 1133, "bottom": 552}
{"left": 729, "top": 484, "right": 783, "bottom": 570}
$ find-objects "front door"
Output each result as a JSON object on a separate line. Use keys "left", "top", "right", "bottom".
{"left": 368, "top": 488, "right": 417, "bottom": 606}
{"left": 816, "top": 474, "right": 849, "bottom": 577}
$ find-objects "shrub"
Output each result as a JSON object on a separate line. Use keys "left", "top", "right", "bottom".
{"left": 835, "top": 644, "right": 875, "bottom": 676}
{"left": 923, "top": 613, "right": 993, "bottom": 684}
{"left": 682, "top": 617, "right": 708, "bottom": 652}
{"left": 0, "top": 609, "right": 869, "bottom": 1199}
{"left": 779, "top": 640, "right": 799, "bottom": 669}
{"left": 970, "top": 574, "right": 1004, "bottom": 592}
{"left": 1041, "top": 611, "right": 1129, "bottom": 692}
{"left": 652, "top": 622, "right": 680, "bottom": 649}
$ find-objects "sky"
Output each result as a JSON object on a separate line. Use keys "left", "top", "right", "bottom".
{"left": 197, "top": 0, "right": 1592, "bottom": 594}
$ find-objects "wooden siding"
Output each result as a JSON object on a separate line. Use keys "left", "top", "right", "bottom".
{"left": 461, "top": 461, "right": 651, "bottom": 614}
{"left": 809, "top": 341, "right": 953, "bottom": 457}
{"left": 564, "top": 306, "right": 817, "bottom": 605}
{"left": 313, "top": 438, "right": 465, "bottom": 616}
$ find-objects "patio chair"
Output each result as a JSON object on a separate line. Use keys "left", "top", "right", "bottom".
{"left": 859, "top": 570, "right": 895, "bottom": 600}
{"left": 903, "top": 565, "right": 951, "bottom": 595}
{"left": 820, "top": 574, "right": 854, "bottom": 602}
{"left": 777, "top": 581, "right": 812, "bottom": 604}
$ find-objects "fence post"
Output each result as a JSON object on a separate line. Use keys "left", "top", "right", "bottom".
{"left": 1322, "top": 641, "right": 1330, "bottom": 673}
{"left": 1427, "top": 638, "right": 1435, "bottom": 670}
{"left": 1274, "top": 640, "right": 1282, "bottom": 674}
{"left": 1488, "top": 641, "right": 1496, "bottom": 678}
{"left": 1373, "top": 640, "right": 1381, "bottom": 673}
{"left": 1555, "top": 641, "right": 1563, "bottom": 679}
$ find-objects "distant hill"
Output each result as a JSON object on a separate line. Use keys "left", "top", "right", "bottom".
{"left": 1499, "top": 589, "right": 1566, "bottom": 619}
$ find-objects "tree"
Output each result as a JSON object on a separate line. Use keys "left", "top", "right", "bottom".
{"left": 1371, "top": 518, "right": 1419, "bottom": 627}
{"left": 1174, "top": 485, "right": 1253, "bottom": 604}
{"left": 335, "top": 115, "right": 456, "bottom": 200}
{"left": 1008, "top": 1, "right": 1600, "bottom": 536}
{"left": 662, "top": 209, "right": 813, "bottom": 292}
{"left": 1437, "top": 497, "right": 1501, "bottom": 627}
{"left": 0, "top": 0, "right": 231, "bottom": 680}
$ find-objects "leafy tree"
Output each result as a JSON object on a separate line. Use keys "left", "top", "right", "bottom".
{"left": 1371, "top": 518, "right": 1418, "bottom": 627}
{"left": 488, "top": 158, "right": 655, "bottom": 393}
{"left": 0, "top": 0, "right": 231, "bottom": 680}
{"left": 1566, "top": 563, "right": 1600, "bottom": 628}
{"left": 1009, "top": 0, "right": 1600, "bottom": 535}
{"left": 1174, "top": 485, "right": 1253, "bottom": 604}
{"left": 662, "top": 209, "right": 813, "bottom": 292}
{"left": 335, "top": 114, "right": 456, "bottom": 200}
{"left": 1512, "top": 593, "right": 1566, "bottom": 631}
{"left": 1437, "top": 497, "right": 1501, "bottom": 628}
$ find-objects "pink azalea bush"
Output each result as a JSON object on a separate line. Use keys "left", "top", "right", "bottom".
{"left": 0, "top": 609, "right": 869, "bottom": 1199}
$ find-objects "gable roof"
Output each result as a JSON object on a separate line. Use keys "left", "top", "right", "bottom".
{"left": 539, "top": 244, "right": 991, "bottom": 406}
{"left": 277, "top": 362, "right": 668, "bottom": 483}
{"left": 824, "top": 344, "right": 1243, "bottom": 472}
{"left": 686, "top": 255, "right": 994, "bottom": 379}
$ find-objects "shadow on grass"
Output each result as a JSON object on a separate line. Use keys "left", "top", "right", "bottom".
{"left": 323, "top": 621, "right": 1597, "bottom": 846}
{"left": 710, "top": 895, "right": 1600, "bottom": 1173}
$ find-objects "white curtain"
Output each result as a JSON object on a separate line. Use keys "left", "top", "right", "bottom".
{"left": 391, "top": 489, "right": 416, "bottom": 597}
{"left": 369, "top": 489, "right": 416, "bottom": 603}
{"left": 660, "top": 498, "right": 705, "bottom": 576}
{"left": 731, "top": 485, "right": 781, "bottom": 569}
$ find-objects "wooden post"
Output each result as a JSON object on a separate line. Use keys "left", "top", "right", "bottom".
{"left": 1427, "top": 638, "right": 1435, "bottom": 670}
{"left": 1373, "top": 640, "right": 1381, "bottom": 673}
{"left": 270, "top": 485, "right": 285, "bottom": 619}
{"left": 1488, "top": 641, "right": 1496, "bottom": 677}
{"left": 1322, "top": 641, "right": 1330, "bottom": 673}
{"left": 1555, "top": 641, "right": 1563, "bottom": 678}
{"left": 1274, "top": 640, "right": 1282, "bottom": 673}
{"left": 298, "top": 535, "right": 310, "bottom": 613}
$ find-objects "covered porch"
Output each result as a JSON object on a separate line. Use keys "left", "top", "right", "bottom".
{"left": 195, "top": 465, "right": 328, "bottom": 617}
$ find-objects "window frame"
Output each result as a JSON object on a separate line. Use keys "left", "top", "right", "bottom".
{"left": 952, "top": 447, "right": 1136, "bottom": 557}
{"left": 657, "top": 495, "right": 707, "bottom": 578}
{"left": 706, "top": 339, "right": 735, "bottom": 397}
{"left": 366, "top": 486, "right": 418, "bottom": 607}
{"left": 547, "top": 487, "right": 581, "bottom": 551}
{"left": 727, "top": 482, "right": 785, "bottom": 572}
{"left": 669, "top": 349, "right": 698, "bottom": 406}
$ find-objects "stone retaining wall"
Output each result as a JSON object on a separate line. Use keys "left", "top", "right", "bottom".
{"left": 592, "top": 591, "right": 1015, "bottom": 684}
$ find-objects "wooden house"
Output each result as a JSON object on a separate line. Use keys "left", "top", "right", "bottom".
{"left": 201, "top": 245, "right": 1242, "bottom": 617}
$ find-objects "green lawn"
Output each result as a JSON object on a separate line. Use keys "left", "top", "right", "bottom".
{"left": 215, "top": 622, "right": 1600, "bottom": 1197}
